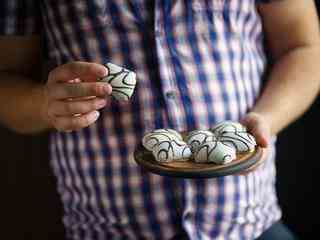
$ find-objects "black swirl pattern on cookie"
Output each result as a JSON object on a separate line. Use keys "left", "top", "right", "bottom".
{"left": 194, "top": 141, "right": 236, "bottom": 164}
{"left": 218, "top": 132, "right": 256, "bottom": 152}
{"left": 143, "top": 133, "right": 174, "bottom": 151}
{"left": 150, "top": 129, "right": 182, "bottom": 140}
{"left": 152, "top": 139, "right": 191, "bottom": 162}
{"left": 186, "top": 130, "right": 216, "bottom": 153}
{"left": 99, "top": 63, "right": 136, "bottom": 101}
{"left": 210, "top": 121, "right": 246, "bottom": 135}
{"left": 142, "top": 129, "right": 183, "bottom": 151}
{"left": 164, "top": 129, "right": 183, "bottom": 140}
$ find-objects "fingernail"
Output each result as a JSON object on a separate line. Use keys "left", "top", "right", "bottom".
{"left": 103, "top": 84, "right": 112, "bottom": 94}
{"left": 98, "top": 66, "right": 108, "bottom": 77}
{"left": 97, "top": 99, "right": 107, "bottom": 108}
{"left": 91, "top": 111, "right": 100, "bottom": 121}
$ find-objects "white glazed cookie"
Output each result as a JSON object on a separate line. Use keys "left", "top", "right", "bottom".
{"left": 147, "top": 129, "right": 182, "bottom": 141}
{"left": 219, "top": 132, "right": 257, "bottom": 153}
{"left": 143, "top": 132, "right": 174, "bottom": 151}
{"left": 194, "top": 141, "right": 236, "bottom": 164}
{"left": 142, "top": 129, "right": 183, "bottom": 151}
{"left": 185, "top": 130, "right": 216, "bottom": 153}
{"left": 165, "top": 129, "right": 183, "bottom": 141}
{"left": 152, "top": 140, "right": 192, "bottom": 162}
{"left": 210, "top": 121, "right": 246, "bottom": 135}
{"left": 99, "top": 62, "right": 137, "bottom": 101}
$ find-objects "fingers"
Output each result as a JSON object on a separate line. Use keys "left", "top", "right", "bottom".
{"left": 237, "top": 111, "right": 272, "bottom": 175}
{"left": 44, "top": 61, "right": 113, "bottom": 132}
{"left": 47, "top": 82, "right": 112, "bottom": 100}
{"left": 48, "top": 97, "right": 107, "bottom": 116}
{"left": 241, "top": 112, "right": 271, "bottom": 148}
{"left": 49, "top": 61, "right": 108, "bottom": 83}
{"left": 52, "top": 111, "right": 101, "bottom": 132}
{"left": 46, "top": 61, "right": 112, "bottom": 101}
{"left": 47, "top": 97, "right": 108, "bottom": 132}
{"left": 248, "top": 121, "right": 269, "bottom": 148}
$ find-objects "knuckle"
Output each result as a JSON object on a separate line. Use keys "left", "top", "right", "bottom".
{"left": 74, "top": 103, "right": 87, "bottom": 114}
{"left": 52, "top": 117, "right": 63, "bottom": 130}
{"left": 68, "top": 61, "right": 91, "bottom": 76}
{"left": 69, "top": 84, "right": 87, "bottom": 98}
{"left": 82, "top": 115, "right": 92, "bottom": 126}
{"left": 92, "top": 83, "right": 104, "bottom": 95}
{"left": 64, "top": 101, "right": 74, "bottom": 114}
{"left": 85, "top": 64, "right": 95, "bottom": 73}
{"left": 92, "top": 100, "right": 101, "bottom": 109}
{"left": 65, "top": 85, "right": 76, "bottom": 97}
{"left": 65, "top": 123, "right": 75, "bottom": 132}
{"left": 66, "top": 61, "right": 79, "bottom": 73}
{"left": 70, "top": 116, "right": 85, "bottom": 129}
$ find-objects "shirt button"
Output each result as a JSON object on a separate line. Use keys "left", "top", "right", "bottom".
{"left": 165, "top": 91, "right": 177, "bottom": 99}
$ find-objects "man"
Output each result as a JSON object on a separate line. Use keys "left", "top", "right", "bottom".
{"left": 0, "top": 0, "right": 319, "bottom": 239}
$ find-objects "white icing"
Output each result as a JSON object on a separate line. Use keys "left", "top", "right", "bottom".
{"left": 219, "top": 132, "right": 256, "bottom": 153}
{"left": 210, "top": 121, "right": 246, "bottom": 135}
{"left": 185, "top": 130, "right": 216, "bottom": 153}
{"left": 148, "top": 129, "right": 182, "bottom": 141}
{"left": 142, "top": 129, "right": 183, "bottom": 151}
{"left": 100, "top": 62, "right": 137, "bottom": 101}
{"left": 194, "top": 141, "right": 236, "bottom": 164}
{"left": 152, "top": 140, "right": 192, "bottom": 162}
{"left": 143, "top": 133, "right": 175, "bottom": 151}
{"left": 165, "top": 129, "right": 183, "bottom": 141}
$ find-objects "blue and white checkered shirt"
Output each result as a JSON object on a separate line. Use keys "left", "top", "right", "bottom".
{"left": 1, "top": 0, "right": 281, "bottom": 239}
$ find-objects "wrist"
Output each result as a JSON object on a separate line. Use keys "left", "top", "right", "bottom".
{"left": 39, "top": 84, "right": 54, "bottom": 131}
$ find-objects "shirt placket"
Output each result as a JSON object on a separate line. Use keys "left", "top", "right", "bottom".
{"left": 154, "top": 0, "right": 185, "bottom": 130}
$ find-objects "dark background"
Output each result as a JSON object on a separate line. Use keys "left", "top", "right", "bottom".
{"left": 2, "top": 3, "right": 320, "bottom": 240}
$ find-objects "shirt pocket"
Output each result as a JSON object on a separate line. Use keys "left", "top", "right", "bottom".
{"left": 220, "top": 0, "right": 261, "bottom": 40}
{"left": 167, "top": 0, "right": 233, "bottom": 60}
{"left": 166, "top": 0, "right": 261, "bottom": 60}
{"left": 208, "top": 0, "right": 262, "bottom": 41}
{"left": 177, "top": 0, "right": 240, "bottom": 41}
{"left": 76, "top": 0, "right": 143, "bottom": 32}
{"left": 194, "top": 0, "right": 240, "bottom": 38}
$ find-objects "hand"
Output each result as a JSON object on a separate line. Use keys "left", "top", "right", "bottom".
{"left": 44, "top": 61, "right": 112, "bottom": 132}
{"left": 238, "top": 112, "right": 272, "bottom": 175}
{"left": 241, "top": 112, "right": 271, "bottom": 148}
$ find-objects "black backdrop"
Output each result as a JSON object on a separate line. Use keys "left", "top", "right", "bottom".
{"left": 2, "top": 4, "right": 320, "bottom": 240}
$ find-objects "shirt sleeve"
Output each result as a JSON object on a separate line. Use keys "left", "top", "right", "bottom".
{"left": 0, "top": 0, "right": 41, "bottom": 35}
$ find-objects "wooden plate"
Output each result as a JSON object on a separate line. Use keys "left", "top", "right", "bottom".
{"left": 134, "top": 144, "right": 263, "bottom": 178}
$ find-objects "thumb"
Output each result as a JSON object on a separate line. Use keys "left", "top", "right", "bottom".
{"left": 241, "top": 113, "right": 270, "bottom": 148}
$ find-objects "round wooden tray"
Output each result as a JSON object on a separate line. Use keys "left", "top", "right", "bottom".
{"left": 134, "top": 144, "right": 263, "bottom": 178}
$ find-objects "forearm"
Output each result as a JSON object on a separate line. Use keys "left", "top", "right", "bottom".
{"left": 252, "top": 45, "right": 320, "bottom": 136}
{"left": 0, "top": 72, "right": 52, "bottom": 134}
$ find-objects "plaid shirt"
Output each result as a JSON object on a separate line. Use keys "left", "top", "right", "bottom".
{"left": 1, "top": 0, "right": 281, "bottom": 239}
